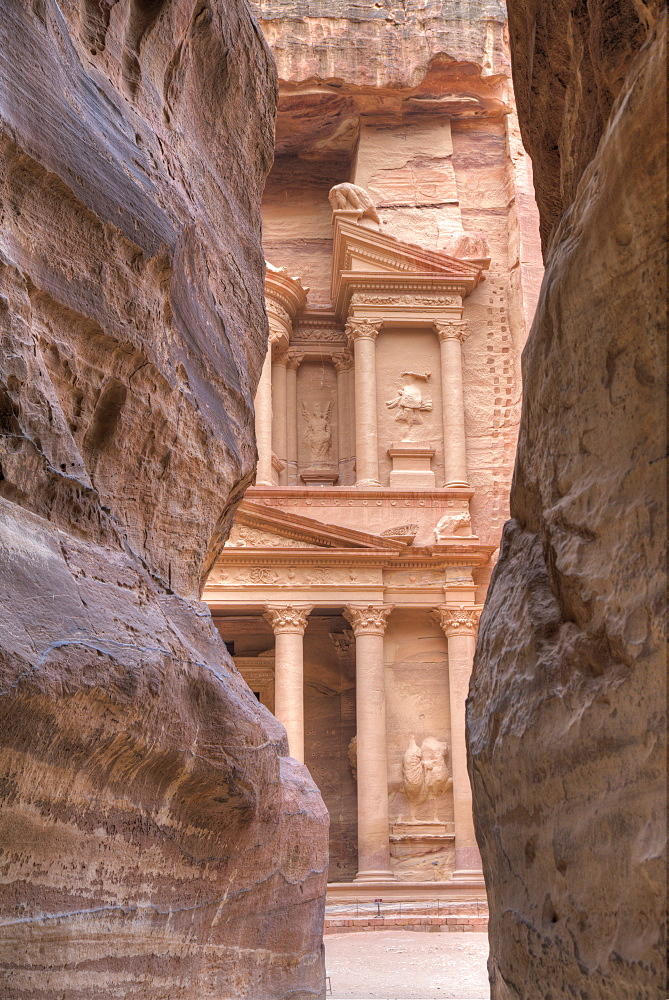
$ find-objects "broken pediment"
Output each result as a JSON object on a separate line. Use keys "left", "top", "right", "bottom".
{"left": 227, "top": 500, "right": 409, "bottom": 552}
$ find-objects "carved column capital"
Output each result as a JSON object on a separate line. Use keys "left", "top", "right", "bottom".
{"left": 432, "top": 605, "right": 482, "bottom": 637}
{"left": 332, "top": 350, "right": 353, "bottom": 374}
{"left": 344, "top": 604, "right": 393, "bottom": 636}
{"left": 345, "top": 318, "right": 381, "bottom": 346}
{"left": 264, "top": 604, "right": 313, "bottom": 635}
{"left": 434, "top": 321, "right": 469, "bottom": 343}
{"left": 285, "top": 349, "right": 305, "bottom": 371}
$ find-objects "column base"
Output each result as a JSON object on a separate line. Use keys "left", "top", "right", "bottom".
{"left": 354, "top": 870, "right": 397, "bottom": 883}
{"left": 443, "top": 480, "right": 471, "bottom": 489}
{"left": 355, "top": 478, "right": 382, "bottom": 487}
{"left": 450, "top": 869, "right": 485, "bottom": 884}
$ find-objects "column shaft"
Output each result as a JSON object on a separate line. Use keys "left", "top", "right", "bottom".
{"left": 271, "top": 355, "right": 288, "bottom": 486}
{"left": 274, "top": 630, "right": 305, "bottom": 762}
{"left": 255, "top": 348, "right": 273, "bottom": 486}
{"left": 434, "top": 606, "right": 483, "bottom": 879}
{"left": 436, "top": 323, "right": 469, "bottom": 488}
{"left": 347, "top": 321, "right": 381, "bottom": 487}
{"left": 345, "top": 604, "right": 395, "bottom": 881}
{"left": 264, "top": 605, "right": 312, "bottom": 764}
{"left": 285, "top": 352, "right": 303, "bottom": 486}
{"left": 333, "top": 352, "right": 352, "bottom": 485}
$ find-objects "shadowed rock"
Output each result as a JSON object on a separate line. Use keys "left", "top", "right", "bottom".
{"left": 0, "top": 1, "right": 328, "bottom": 997}
{"left": 468, "top": 4, "right": 666, "bottom": 998}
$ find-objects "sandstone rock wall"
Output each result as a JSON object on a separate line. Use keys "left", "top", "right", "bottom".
{"left": 253, "top": 0, "right": 543, "bottom": 601}
{"left": 0, "top": 2, "right": 328, "bottom": 997}
{"left": 468, "top": 4, "right": 667, "bottom": 998}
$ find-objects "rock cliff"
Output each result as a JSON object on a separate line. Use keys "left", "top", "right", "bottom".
{"left": 0, "top": 1, "right": 328, "bottom": 997}
{"left": 468, "top": 4, "right": 666, "bottom": 999}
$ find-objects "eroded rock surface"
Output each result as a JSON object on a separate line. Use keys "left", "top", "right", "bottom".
{"left": 0, "top": 1, "right": 328, "bottom": 997}
{"left": 468, "top": 5, "right": 666, "bottom": 998}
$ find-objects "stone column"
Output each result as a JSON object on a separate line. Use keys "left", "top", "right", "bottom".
{"left": 435, "top": 322, "right": 470, "bottom": 489}
{"left": 433, "top": 605, "right": 483, "bottom": 880}
{"left": 344, "top": 603, "right": 395, "bottom": 881}
{"left": 333, "top": 350, "right": 353, "bottom": 485}
{"left": 271, "top": 351, "right": 289, "bottom": 486}
{"left": 263, "top": 605, "right": 313, "bottom": 763}
{"left": 285, "top": 350, "right": 304, "bottom": 486}
{"left": 345, "top": 319, "right": 381, "bottom": 487}
{"left": 254, "top": 345, "right": 274, "bottom": 486}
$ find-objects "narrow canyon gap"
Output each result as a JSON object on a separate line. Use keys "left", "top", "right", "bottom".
{"left": 0, "top": 2, "right": 328, "bottom": 998}
{"left": 468, "top": 4, "right": 667, "bottom": 999}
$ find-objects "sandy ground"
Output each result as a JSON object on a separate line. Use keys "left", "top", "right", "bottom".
{"left": 324, "top": 931, "right": 490, "bottom": 999}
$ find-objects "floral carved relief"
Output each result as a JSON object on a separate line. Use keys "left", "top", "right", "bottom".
{"left": 343, "top": 604, "right": 393, "bottom": 636}
{"left": 432, "top": 606, "right": 482, "bottom": 636}
{"left": 263, "top": 605, "right": 313, "bottom": 634}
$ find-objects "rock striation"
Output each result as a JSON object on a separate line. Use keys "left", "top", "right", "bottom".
{"left": 0, "top": 1, "right": 328, "bottom": 997}
{"left": 468, "top": 4, "right": 666, "bottom": 999}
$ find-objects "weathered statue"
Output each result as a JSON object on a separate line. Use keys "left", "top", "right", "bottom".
{"left": 402, "top": 736, "right": 452, "bottom": 820}
{"left": 434, "top": 505, "right": 472, "bottom": 540}
{"left": 328, "top": 182, "right": 380, "bottom": 224}
{"left": 300, "top": 400, "right": 333, "bottom": 463}
{"left": 386, "top": 372, "right": 433, "bottom": 437}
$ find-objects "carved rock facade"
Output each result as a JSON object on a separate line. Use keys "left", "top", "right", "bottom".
{"left": 468, "top": 4, "right": 667, "bottom": 998}
{"left": 0, "top": 2, "right": 328, "bottom": 997}
{"left": 206, "top": 1, "right": 542, "bottom": 890}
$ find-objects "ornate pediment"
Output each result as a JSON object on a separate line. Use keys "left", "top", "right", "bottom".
{"left": 331, "top": 217, "right": 486, "bottom": 316}
{"left": 228, "top": 500, "right": 409, "bottom": 552}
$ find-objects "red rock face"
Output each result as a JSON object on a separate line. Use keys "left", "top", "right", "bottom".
{"left": 0, "top": 1, "right": 328, "bottom": 997}
{"left": 468, "top": 5, "right": 667, "bottom": 998}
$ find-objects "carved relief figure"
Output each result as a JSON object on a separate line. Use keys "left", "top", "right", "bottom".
{"left": 300, "top": 401, "right": 333, "bottom": 463}
{"left": 386, "top": 372, "right": 433, "bottom": 439}
{"left": 402, "top": 736, "right": 452, "bottom": 820}
{"left": 328, "top": 182, "right": 380, "bottom": 224}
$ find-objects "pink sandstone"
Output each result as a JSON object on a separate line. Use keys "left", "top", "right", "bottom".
{"left": 468, "top": 4, "right": 667, "bottom": 998}
{"left": 0, "top": 1, "right": 328, "bottom": 997}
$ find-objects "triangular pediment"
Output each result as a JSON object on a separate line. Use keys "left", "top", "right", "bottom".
{"left": 223, "top": 500, "right": 408, "bottom": 552}
{"left": 333, "top": 217, "right": 485, "bottom": 280}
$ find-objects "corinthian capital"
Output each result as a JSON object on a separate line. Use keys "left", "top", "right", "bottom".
{"left": 344, "top": 604, "right": 393, "bottom": 636}
{"left": 434, "top": 321, "right": 468, "bottom": 343}
{"left": 263, "top": 604, "right": 313, "bottom": 635}
{"left": 332, "top": 350, "right": 353, "bottom": 374}
{"left": 432, "top": 605, "right": 482, "bottom": 637}
{"left": 285, "top": 350, "right": 305, "bottom": 371}
{"left": 345, "top": 318, "right": 381, "bottom": 345}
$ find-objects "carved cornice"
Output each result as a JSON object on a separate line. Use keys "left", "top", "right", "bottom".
{"left": 435, "top": 321, "right": 469, "bottom": 343}
{"left": 344, "top": 318, "right": 381, "bottom": 345}
{"left": 344, "top": 604, "right": 393, "bottom": 636}
{"left": 263, "top": 604, "right": 313, "bottom": 635}
{"left": 432, "top": 605, "right": 482, "bottom": 636}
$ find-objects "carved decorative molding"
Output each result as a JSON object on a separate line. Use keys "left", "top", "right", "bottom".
{"left": 344, "top": 318, "right": 381, "bottom": 344}
{"left": 434, "top": 321, "right": 469, "bottom": 343}
{"left": 291, "top": 327, "right": 345, "bottom": 343}
{"left": 344, "top": 604, "right": 393, "bottom": 636}
{"left": 351, "top": 293, "right": 459, "bottom": 307}
{"left": 432, "top": 605, "right": 482, "bottom": 636}
{"left": 380, "top": 523, "right": 419, "bottom": 538}
{"left": 263, "top": 604, "right": 313, "bottom": 635}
